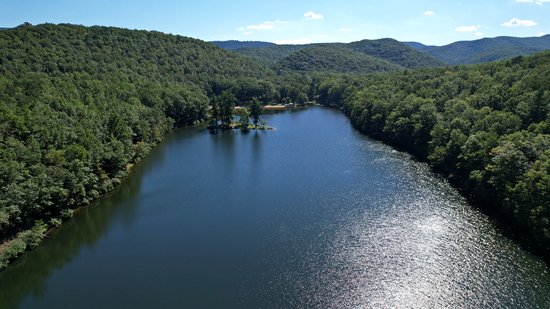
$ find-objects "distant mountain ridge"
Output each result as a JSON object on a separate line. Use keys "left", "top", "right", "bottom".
{"left": 213, "top": 35, "right": 550, "bottom": 68}
{"left": 404, "top": 35, "right": 550, "bottom": 65}
{"left": 210, "top": 40, "right": 276, "bottom": 50}
{"left": 212, "top": 38, "right": 444, "bottom": 73}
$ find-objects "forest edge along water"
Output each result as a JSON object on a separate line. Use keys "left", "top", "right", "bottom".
{"left": 0, "top": 107, "right": 549, "bottom": 308}
{"left": 1, "top": 24, "right": 548, "bottom": 278}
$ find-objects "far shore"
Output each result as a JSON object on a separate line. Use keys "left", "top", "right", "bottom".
{"left": 234, "top": 102, "right": 316, "bottom": 111}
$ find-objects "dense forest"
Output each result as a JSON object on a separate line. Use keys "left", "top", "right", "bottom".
{"left": 0, "top": 23, "right": 314, "bottom": 268}
{"left": 346, "top": 38, "right": 444, "bottom": 68}
{"left": 315, "top": 52, "right": 550, "bottom": 254}
{"left": 216, "top": 36, "right": 550, "bottom": 67}
{"left": 210, "top": 40, "right": 276, "bottom": 50}
{"left": 1, "top": 22, "right": 549, "bottom": 268}
{"left": 213, "top": 38, "right": 443, "bottom": 70}
{"left": 227, "top": 44, "right": 305, "bottom": 65}
{"left": 405, "top": 35, "right": 550, "bottom": 65}
{"left": 276, "top": 46, "right": 403, "bottom": 73}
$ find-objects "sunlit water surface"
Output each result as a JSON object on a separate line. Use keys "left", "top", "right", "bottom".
{"left": 1, "top": 107, "right": 549, "bottom": 308}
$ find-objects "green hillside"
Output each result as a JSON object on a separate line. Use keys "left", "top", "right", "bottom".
{"left": 0, "top": 23, "right": 273, "bottom": 87}
{"left": 406, "top": 35, "right": 550, "bottom": 65}
{"left": 213, "top": 38, "right": 443, "bottom": 70}
{"left": 276, "top": 46, "right": 403, "bottom": 73}
{"left": 347, "top": 38, "right": 444, "bottom": 68}
{"left": 1, "top": 22, "right": 549, "bottom": 269}
{"left": 236, "top": 44, "right": 306, "bottom": 65}
{"left": 316, "top": 52, "right": 550, "bottom": 254}
{"left": 0, "top": 23, "right": 285, "bottom": 268}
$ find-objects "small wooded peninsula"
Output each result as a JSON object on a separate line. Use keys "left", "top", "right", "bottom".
{"left": 0, "top": 23, "right": 549, "bottom": 271}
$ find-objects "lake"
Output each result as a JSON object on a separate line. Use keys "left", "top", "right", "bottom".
{"left": 1, "top": 107, "right": 549, "bottom": 308}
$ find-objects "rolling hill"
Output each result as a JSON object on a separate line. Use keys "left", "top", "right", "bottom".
{"left": 346, "top": 38, "right": 444, "bottom": 68}
{"left": 216, "top": 35, "right": 550, "bottom": 68}
{"left": 212, "top": 38, "right": 444, "bottom": 71}
{"left": 211, "top": 40, "right": 276, "bottom": 50}
{"left": 234, "top": 44, "right": 307, "bottom": 65}
{"left": 276, "top": 45, "right": 403, "bottom": 73}
{"left": 405, "top": 35, "right": 550, "bottom": 65}
{"left": 0, "top": 23, "right": 273, "bottom": 87}
{"left": 0, "top": 23, "right": 283, "bottom": 268}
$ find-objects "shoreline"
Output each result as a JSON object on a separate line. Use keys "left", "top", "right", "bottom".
{"left": 3, "top": 104, "right": 547, "bottom": 271}
{"left": 327, "top": 104, "right": 550, "bottom": 265}
{"left": 0, "top": 105, "right": 291, "bottom": 270}
{"left": 235, "top": 102, "right": 316, "bottom": 111}
{"left": 0, "top": 129, "right": 165, "bottom": 270}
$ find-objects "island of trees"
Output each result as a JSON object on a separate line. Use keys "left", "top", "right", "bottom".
{"left": 0, "top": 23, "right": 548, "bottom": 268}
{"left": 208, "top": 93, "right": 268, "bottom": 131}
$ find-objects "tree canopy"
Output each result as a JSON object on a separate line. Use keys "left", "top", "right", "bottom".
{"left": 1, "top": 22, "right": 549, "bottom": 267}
{"left": 316, "top": 51, "right": 550, "bottom": 254}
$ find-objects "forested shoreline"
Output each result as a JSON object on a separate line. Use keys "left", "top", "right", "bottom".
{"left": 0, "top": 23, "right": 311, "bottom": 268}
{"left": 316, "top": 53, "right": 550, "bottom": 256}
{"left": 1, "top": 23, "right": 549, "bottom": 269}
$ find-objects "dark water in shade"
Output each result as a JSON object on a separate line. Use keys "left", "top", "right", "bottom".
{"left": 1, "top": 107, "right": 550, "bottom": 308}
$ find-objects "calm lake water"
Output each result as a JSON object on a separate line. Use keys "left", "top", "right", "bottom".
{"left": 1, "top": 107, "right": 550, "bottom": 308}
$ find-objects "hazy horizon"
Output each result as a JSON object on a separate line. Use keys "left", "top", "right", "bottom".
{"left": 4, "top": 21, "right": 549, "bottom": 48}
{"left": 2, "top": 0, "right": 549, "bottom": 46}
{"left": 209, "top": 33, "right": 549, "bottom": 46}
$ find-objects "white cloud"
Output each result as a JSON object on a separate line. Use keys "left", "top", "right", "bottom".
{"left": 274, "top": 38, "right": 312, "bottom": 45}
{"left": 455, "top": 25, "right": 480, "bottom": 32}
{"left": 303, "top": 11, "right": 324, "bottom": 20}
{"left": 238, "top": 20, "right": 287, "bottom": 34}
{"left": 516, "top": 0, "right": 550, "bottom": 4}
{"left": 501, "top": 18, "right": 538, "bottom": 27}
{"left": 475, "top": 31, "right": 483, "bottom": 36}
{"left": 424, "top": 10, "right": 435, "bottom": 16}
{"left": 339, "top": 27, "right": 352, "bottom": 32}
{"left": 539, "top": 32, "right": 546, "bottom": 36}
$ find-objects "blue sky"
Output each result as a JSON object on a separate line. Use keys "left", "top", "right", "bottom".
{"left": 2, "top": 0, "right": 549, "bottom": 45}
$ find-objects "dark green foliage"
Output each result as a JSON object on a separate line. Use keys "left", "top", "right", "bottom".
{"left": 347, "top": 38, "right": 444, "bottom": 68}
{"left": 215, "top": 91, "right": 237, "bottom": 125}
{"left": 406, "top": 35, "right": 550, "bottom": 65}
{"left": 0, "top": 23, "right": 281, "bottom": 267}
{"left": 215, "top": 39, "right": 444, "bottom": 70}
{"left": 234, "top": 45, "right": 307, "bottom": 65}
{"left": 0, "top": 23, "right": 272, "bottom": 86}
{"left": 319, "top": 51, "right": 550, "bottom": 252}
{"left": 211, "top": 40, "right": 276, "bottom": 50}
{"left": 249, "top": 99, "right": 262, "bottom": 126}
{"left": 276, "top": 46, "right": 404, "bottom": 73}
{"left": 164, "top": 86, "right": 209, "bottom": 127}
{"left": 237, "top": 108, "right": 250, "bottom": 129}
{"left": 2, "top": 22, "right": 550, "bottom": 267}
{"left": 0, "top": 222, "right": 47, "bottom": 269}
